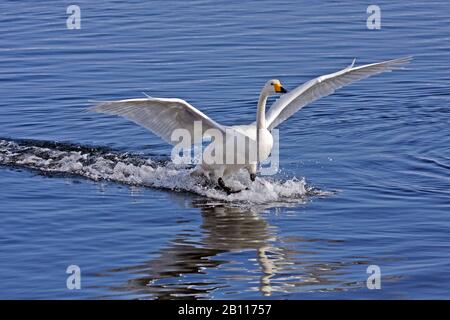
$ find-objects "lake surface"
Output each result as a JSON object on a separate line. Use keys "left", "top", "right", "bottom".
{"left": 1, "top": 0, "right": 449, "bottom": 299}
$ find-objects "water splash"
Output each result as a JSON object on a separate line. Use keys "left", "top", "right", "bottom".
{"left": 0, "top": 138, "right": 323, "bottom": 204}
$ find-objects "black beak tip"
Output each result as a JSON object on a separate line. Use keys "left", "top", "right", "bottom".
{"left": 280, "top": 87, "right": 288, "bottom": 93}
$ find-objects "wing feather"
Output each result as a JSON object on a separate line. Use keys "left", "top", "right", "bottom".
{"left": 266, "top": 56, "right": 412, "bottom": 130}
{"left": 89, "top": 97, "right": 226, "bottom": 145}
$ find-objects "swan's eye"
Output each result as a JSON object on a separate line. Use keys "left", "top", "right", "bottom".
{"left": 270, "top": 82, "right": 274, "bottom": 85}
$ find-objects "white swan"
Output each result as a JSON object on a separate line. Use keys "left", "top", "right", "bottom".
{"left": 90, "top": 57, "right": 411, "bottom": 194}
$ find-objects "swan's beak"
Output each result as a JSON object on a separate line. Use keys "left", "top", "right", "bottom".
{"left": 274, "top": 83, "right": 288, "bottom": 93}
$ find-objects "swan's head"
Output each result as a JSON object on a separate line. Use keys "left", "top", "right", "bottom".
{"left": 264, "top": 79, "right": 288, "bottom": 95}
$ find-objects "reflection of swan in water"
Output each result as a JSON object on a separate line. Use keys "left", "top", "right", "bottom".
{"left": 103, "top": 198, "right": 284, "bottom": 299}
{"left": 196, "top": 202, "right": 285, "bottom": 297}
{"left": 99, "top": 194, "right": 369, "bottom": 299}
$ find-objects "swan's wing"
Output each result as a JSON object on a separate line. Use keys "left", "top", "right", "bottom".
{"left": 89, "top": 97, "right": 226, "bottom": 145}
{"left": 266, "top": 56, "right": 412, "bottom": 130}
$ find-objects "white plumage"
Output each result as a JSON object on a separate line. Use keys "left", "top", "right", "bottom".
{"left": 90, "top": 57, "right": 411, "bottom": 193}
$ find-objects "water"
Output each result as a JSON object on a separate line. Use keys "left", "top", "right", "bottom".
{"left": 0, "top": 0, "right": 449, "bottom": 299}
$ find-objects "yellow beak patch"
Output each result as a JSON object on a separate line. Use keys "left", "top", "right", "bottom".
{"left": 273, "top": 82, "right": 283, "bottom": 93}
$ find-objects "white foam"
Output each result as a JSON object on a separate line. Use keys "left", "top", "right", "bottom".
{"left": 0, "top": 139, "right": 323, "bottom": 204}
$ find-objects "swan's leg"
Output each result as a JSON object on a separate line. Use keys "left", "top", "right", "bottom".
{"left": 212, "top": 167, "right": 244, "bottom": 195}
{"left": 218, "top": 177, "right": 232, "bottom": 195}
{"left": 248, "top": 164, "right": 257, "bottom": 182}
{"left": 217, "top": 177, "right": 244, "bottom": 195}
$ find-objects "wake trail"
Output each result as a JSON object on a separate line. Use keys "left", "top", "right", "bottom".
{"left": 0, "top": 138, "right": 322, "bottom": 204}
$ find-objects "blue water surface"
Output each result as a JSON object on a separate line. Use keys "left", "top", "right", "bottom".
{"left": 0, "top": 0, "right": 449, "bottom": 299}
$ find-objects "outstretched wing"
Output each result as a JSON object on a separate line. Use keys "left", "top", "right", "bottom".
{"left": 89, "top": 97, "right": 226, "bottom": 145}
{"left": 265, "top": 56, "right": 412, "bottom": 130}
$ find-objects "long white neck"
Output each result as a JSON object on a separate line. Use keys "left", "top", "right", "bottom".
{"left": 256, "top": 90, "right": 268, "bottom": 130}
{"left": 256, "top": 89, "right": 269, "bottom": 164}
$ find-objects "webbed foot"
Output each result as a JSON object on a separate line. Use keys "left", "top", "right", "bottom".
{"left": 218, "top": 177, "right": 243, "bottom": 195}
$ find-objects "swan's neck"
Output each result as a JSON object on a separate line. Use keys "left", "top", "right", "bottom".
{"left": 256, "top": 91, "right": 269, "bottom": 164}
{"left": 256, "top": 92, "right": 268, "bottom": 130}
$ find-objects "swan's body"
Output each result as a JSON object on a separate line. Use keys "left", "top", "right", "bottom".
{"left": 192, "top": 81, "right": 279, "bottom": 183}
{"left": 90, "top": 57, "right": 411, "bottom": 193}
